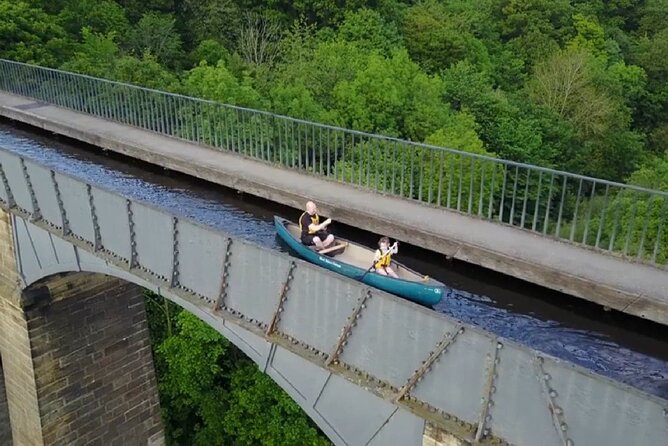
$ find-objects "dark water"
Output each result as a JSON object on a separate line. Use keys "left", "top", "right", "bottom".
{"left": 1, "top": 120, "right": 667, "bottom": 399}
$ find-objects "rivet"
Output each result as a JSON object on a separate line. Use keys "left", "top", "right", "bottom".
{"left": 555, "top": 407, "right": 563, "bottom": 415}
{"left": 544, "top": 373, "right": 551, "bottom": 381}
{"left": 496, "top": 342, "right": 503, "bottom": 349}
{"left": 560, "top": 423, "right": 567, "bottom": 431}
{"left": 566, "top": 440, "right": 574, "bottom": 446}
{"left": 550, "top": 390, "right": 557, "bottom": 398}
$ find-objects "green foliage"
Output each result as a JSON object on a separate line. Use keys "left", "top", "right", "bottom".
{"left": 0, "top": 1, "right": 71, "bottom": 66}
{"left": 126, "top": 12, "right": 184, "bottom": 68}
{"left": 337, "top": 8, "right": 402, "bottom": 56}
{"left": 183, "top": 60, "right": 265, "bottom": 108}
{"left": 179, "top": 0, "right": 242, "bottom": 50}
{"left": 333, "top": 49, "right": 449, "bottom": 140}
{"left": 60, "top": 28, "right": 120, "bottom": 77}
{"left": 223, "top": 363, "right": 331, "bottom": 445}
{"left": 154, "top": 309, "right": 330, "bottom": 445}
{"left": 334, "top": 111, "right": 503, "bottom": 215}
{"left": 403, "top": 0, "right": 492, "bottom": 74}
{"left": 190, "top": 39, "right": 232, "bottom": 66}
{"left": 113, "top": 53, "right": 180, "bottom": 90}
{"left": 58, "top": 0, "right": 130, "bottom": 37}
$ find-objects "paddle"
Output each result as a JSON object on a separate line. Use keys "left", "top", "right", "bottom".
{"left": 358, "top": 241, "right": 398, "bottom": 282}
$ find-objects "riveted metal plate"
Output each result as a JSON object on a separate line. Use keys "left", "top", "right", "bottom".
{"left": 176, "top": 220, "right": 228, "bottom": 299}
{"left": 487, "top": 344, "right": 562, "bottom": 446}
{"left": 23, "top": 160, "right": 61, "bottom": 226}
{"left": 276, "top": 263, "right": 359, "bottom": 354}
{"left": 0, "top": 152, "right": 31, "bottom": 212}
{"left": 543, "top": 356, "right": 668, "bottom": 446}
{"left": 410, "top": 329, "right": 493, "bottom": 425}
{"left": 339, "top": 296, "right": 450, "bottom": 388}
{"left": 90, "top": 186, "right": 131, "bottom": 261}
{"left": 130, "top": 202, "right": 173, "bottom": 280}
{"left": 224, "top": 242, "right": 286, "bottom": 326}
{"left": 53, "top": 172, "right": 95, "bottom": 243}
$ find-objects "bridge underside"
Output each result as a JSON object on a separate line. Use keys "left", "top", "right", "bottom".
{"left": 0, "top": 92, "right": 665, "bottom": 325}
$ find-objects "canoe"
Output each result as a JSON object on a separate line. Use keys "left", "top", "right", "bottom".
{"left": 274, "top": 216, "right": 445, "bottom": 306}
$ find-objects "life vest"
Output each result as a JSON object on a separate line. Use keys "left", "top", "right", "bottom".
{"left": 374, "top": 249, "right": 392, "bottom": 269}
{"left": 299, "top": 212, "right": 320, "bottom": 235}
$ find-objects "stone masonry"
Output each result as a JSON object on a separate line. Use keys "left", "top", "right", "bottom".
{"left": 0, "top": 357, "right": 12, "bottom": 445}
{"left": 0, "top": 210, "right": 164, "bottom": 445}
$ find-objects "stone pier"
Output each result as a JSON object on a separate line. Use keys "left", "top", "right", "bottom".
{"left": 0, "top": 211, "right": 164, "bottom": 445}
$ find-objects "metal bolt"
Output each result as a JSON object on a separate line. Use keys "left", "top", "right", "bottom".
{"left": 549, "top": 390, "right": 557, "bottom": 398}
{"left": 560, "top": 423, "right": 567, "bottom": 431}
{"left": 496, "top": 342, "right": 503, "bottom": 349}
{"left": 566, "top": 440, "right": 574, "bottom": 446}
{"left": 544, "top": 373, "right": 551, "bottom": 381}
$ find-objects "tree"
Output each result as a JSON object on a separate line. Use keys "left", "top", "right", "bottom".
{"left": 223, "top": 363, "right": 330, "bottom": 445}
{"left": 126, "top": 12, "right": 184, "bottom": 68}
{"left": 183, "top": 60, "right": 264, "bottom": 108}
{"left": 337, "top": 8, "right": 402, "bottom": 56}
{"left": 333, "top": 48, "right": 450, "bottom": 140}
{"left": 402, "top": 0, "right": 491, "bottom": 74}
{"left": 179, "top": 0, "right": 242, "bottom": 50}
{"left": 528, "top": 49, "right": 616, "bottom": 139}
{"left": 157, "top": 312, "right": 232, "bottom": 445}
{"left": 113, "top": 53, "right": 180, "bottom": 90}
{"left": 57, "top": 0, "right": 130, "bottom": 37}
{"left": 60, "top": 28, "right": 120, "bottom": 78}
{"left": 497, "top": 0, "right": 574, "bottom": 66}
{"left": 156, "top": 310, "right": 330, "bottom": 445}
{"left": 0, "top": 1, "right": 71, "bottom": 66}
{"left": 238, "top": 12, "right": 282, "bottom": 67}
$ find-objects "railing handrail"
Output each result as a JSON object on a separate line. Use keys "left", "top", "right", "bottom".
{"left": 3, "top": 58, "right": 665, "bottom": 199}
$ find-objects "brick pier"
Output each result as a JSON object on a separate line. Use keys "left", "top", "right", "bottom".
{"left": 0, "top": 211, "right": 164, "bottom": 445}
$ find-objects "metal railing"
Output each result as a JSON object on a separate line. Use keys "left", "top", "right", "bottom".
{"left": 1, "top": 58, "right": 666, "bottom": 267}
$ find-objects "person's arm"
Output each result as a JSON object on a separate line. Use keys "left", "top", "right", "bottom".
{"left": 373, "top": 249, "right": 381, "bottom": 262}
{"left": 315, "top": 217, "right": 332, "bottom": 231}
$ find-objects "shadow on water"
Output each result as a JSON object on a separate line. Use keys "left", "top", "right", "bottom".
{"left": 2, "top": 119, "right": 667, "bottom": 399}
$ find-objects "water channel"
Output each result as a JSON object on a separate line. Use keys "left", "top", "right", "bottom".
{"left": 1, "top": 119, "right": 667, "bottom": 399}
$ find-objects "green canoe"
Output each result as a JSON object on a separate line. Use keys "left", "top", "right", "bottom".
{"left": 274, "top": 216, "right": 445, "bottom": 306}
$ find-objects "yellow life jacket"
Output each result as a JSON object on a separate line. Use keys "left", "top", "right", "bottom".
{"left": 299, "top": 212, "right": 320, "bottom": 235}
{"left": 374, "top": 249, "right": 392, "bottom": 269}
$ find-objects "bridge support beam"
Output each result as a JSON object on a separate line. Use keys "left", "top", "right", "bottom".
{"left": 0, "top": 211, "right": 164, "bottom": 445}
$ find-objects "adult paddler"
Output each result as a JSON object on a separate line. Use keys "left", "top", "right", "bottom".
{"left": 299, "top": 201, "right": 335, "bottom": 251}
